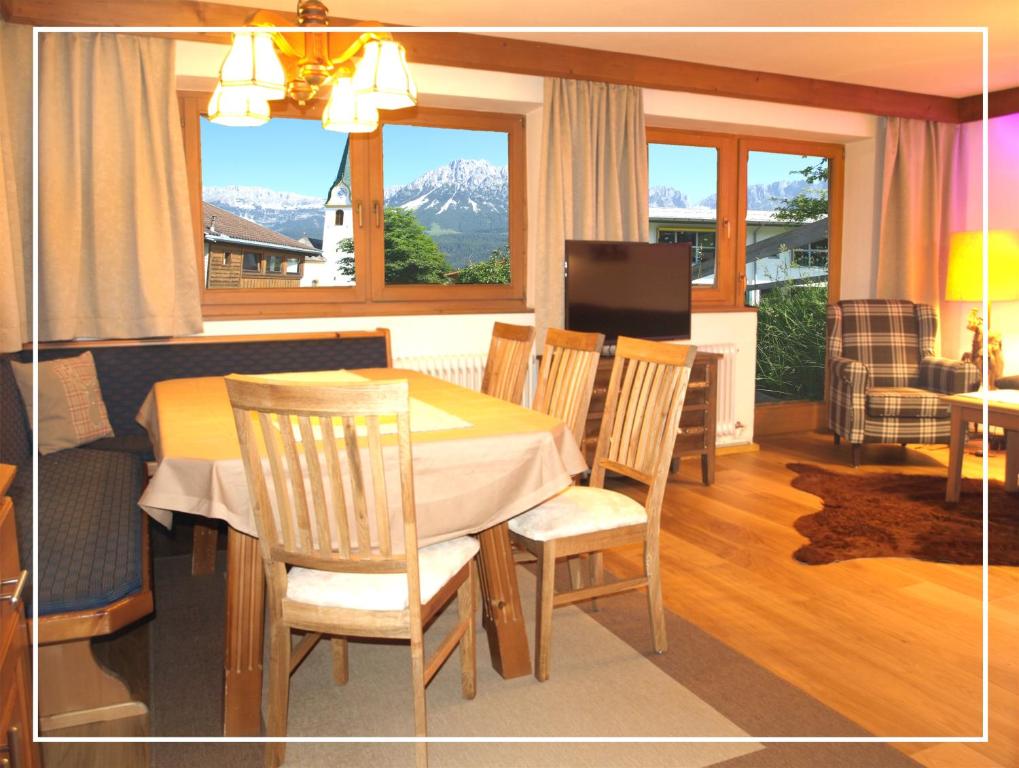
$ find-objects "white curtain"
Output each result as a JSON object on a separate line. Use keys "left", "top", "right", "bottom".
{"left": 534, "top": 78, "right": 649, "bottom": 343}
{"left": 0, "top": 21, "right": 32, "bottom": 353}
{"left": 876, "top": 116, "right": 958, "bottom": 306}
{"left": 38, "top": 33, "right": 203, "bottom": 340}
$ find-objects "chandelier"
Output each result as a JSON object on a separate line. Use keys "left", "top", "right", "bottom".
{"left": 208, "top": 0, "right": 417, "bottom": 133}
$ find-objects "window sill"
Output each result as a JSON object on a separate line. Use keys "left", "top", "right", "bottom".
{"left": 201, "top": 297, "right": 530, "bottom": 320}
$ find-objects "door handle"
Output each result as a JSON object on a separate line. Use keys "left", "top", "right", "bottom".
{"left": 356, "top": 201, "right": 364, "bottom": 228}
{"left": 372, "top": 201, "right": 381, "bottom": 228}
{"left": 1, "top": 570, "right": 28, "bottom": 606}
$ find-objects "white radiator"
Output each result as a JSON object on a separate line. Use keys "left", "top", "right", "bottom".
{"left": 394, "top": 353, "right": 538, "bottom": 405}
{"left": 695, "top": 342, "right": 741, "bottom": 438}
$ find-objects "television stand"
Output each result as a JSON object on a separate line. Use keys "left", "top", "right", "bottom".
{"left": 582, "top": 349, "right": 720, "bottom": 485}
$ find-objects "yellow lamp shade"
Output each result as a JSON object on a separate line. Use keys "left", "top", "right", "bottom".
{"left": 218, "top": 30, "right": 286, "bottom": 102}
{"left": 322, "top": 74, "right": 379, "bottom": 133}
{"left": 352, "top": 39, "right": 417, "bottom": 111}
{"left": 207, "top": 84, "right": 270, "bottom": 127}
{"left": 945, "top": 230, "right": 1019, "bottom": 302}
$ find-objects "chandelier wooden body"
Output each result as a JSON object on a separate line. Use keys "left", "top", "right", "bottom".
{"left": 209, "top": 0, "right": 416, "bottom": 133}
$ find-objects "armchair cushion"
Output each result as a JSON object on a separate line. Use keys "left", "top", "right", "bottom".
{"left": 921, "top": 356, "right": 980, "bottom": 395}
{"left": 866, "top": 387, "right": 950, "bottom": 419}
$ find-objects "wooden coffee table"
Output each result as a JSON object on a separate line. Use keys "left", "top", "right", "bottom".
{"left": 944, "top": 391, "right": 1019, "bottom": 502}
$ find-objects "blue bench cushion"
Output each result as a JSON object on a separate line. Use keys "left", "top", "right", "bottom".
{"left": 19, "top": 448, "right": 145, "bottom": 616}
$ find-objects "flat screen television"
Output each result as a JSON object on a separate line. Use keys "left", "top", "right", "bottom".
{"left": 564, "top": 240, "right": 692, "bottom": 342}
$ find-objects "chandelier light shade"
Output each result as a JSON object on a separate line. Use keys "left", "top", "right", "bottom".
{"left": 352, "top": 39, "right": 417, "bottom": 111}
{"left": 207, "top": 83, "right": 271, "bottom": 127}
{"left": 322, "top": 72, "right": 379, "bottom": 133}
{"left": 208, "top": 1, "right": 417, "bottom": 130}
{"left": 218, "top": 30, "right": 287, "bottom": 102}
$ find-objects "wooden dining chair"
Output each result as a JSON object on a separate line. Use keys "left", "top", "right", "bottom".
{"left": 508, "top": 336, "right": 696, "bottom": 681}
{"left": 532, "top": 328, "right": 605, "bottom": 446}
{"left": 481, "top": 322, "right": 535, "bottom": 405}
{"left": 225, "top": 376, "right": 477, "bottom": 768}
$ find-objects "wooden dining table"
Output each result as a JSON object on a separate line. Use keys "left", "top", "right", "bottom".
{"left": 136, "top": 368, "right": 586, "bottom": 736}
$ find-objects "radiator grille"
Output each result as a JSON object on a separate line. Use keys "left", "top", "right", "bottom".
{"left": 695, "top": 342, "right": 740, "bottom": 438}
{"left": 394, "top": 353, "right": 537, "bottom": 404}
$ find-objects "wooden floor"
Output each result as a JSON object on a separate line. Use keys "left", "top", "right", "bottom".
{"left": 604, "top": 432, "right": 1018, "bottom": 768}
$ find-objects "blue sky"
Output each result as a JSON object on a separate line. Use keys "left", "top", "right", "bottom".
{"left": 648, "top": 144, "right": 824, "bottom": 204}
{"left": 201, "top": 118, "right": 508, "bottom": 195}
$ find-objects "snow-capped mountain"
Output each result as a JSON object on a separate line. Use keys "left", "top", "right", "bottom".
{"left": 203, "top": 185, "right": 324, "bottom": 240}
{"left": 385, "top": 158, "right": 508, "bottom": 235}
{"left": 648, "top": 186, "right": 690, "bottom": 208}
{"left": 699, "top": 178, "right": 825, "bottom": 211}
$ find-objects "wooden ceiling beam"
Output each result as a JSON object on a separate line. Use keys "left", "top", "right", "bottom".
{"left": 0, "top": 0, "right": 978, "bottom": 123}
{"left": 957, "top": 87, "right": 1019, "bottom": 122}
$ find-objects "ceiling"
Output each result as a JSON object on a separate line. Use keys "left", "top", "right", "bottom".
{"left": 209, "top": 0, "right": 1019, "bottom": 97}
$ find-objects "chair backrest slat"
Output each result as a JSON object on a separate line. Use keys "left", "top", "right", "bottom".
{"left": 591, "top": 337, "right": 696, "bottom": 495}
{"left": 226, "top": 376, "right": 415, "bottom": 574}
{"left": 533, "top": 328, "right": 605, "bottom": 447}
{"left": 482, "top": 322, "right": 535, "bottom": 405}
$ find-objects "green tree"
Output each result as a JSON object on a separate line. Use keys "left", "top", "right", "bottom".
{"left": 772, "top": 158, "right": 828, "bottom": 224}
{"left": 336, "top": 208, "right": 453, "bottom": 284}
{"left": 454, "top": 248, "right": 511, "bottom": 285}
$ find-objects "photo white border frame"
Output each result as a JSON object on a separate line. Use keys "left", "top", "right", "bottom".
{"left": 29, "top": 22, "right": 992, "bottom": 748}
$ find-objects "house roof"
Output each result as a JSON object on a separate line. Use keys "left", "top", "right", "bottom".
{"left": 203, "top": 202, "right": 320, "bottom": 255}
{"left": 649, "top": 206, "right": 781, "bottom": 224}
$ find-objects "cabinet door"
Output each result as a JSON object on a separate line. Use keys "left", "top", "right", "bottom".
{"left": 1, "top": 497, "right": 39, "bottom": 768}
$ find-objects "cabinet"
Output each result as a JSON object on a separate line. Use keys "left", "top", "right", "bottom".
{"left": 2, "top": 465, "right": 39, "bottom": 768}
{"left": 582, "top": 351, "right": 720, "bottom": 485}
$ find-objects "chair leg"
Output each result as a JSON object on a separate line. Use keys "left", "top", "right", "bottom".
{"left": 409, "top": 625, "right": 428, "bottom": 768}
{"left": 833, "top": 433, "right": 841, "bottom": 447}
{"left": 331, "top": 637, "right": 348, "bottom": 685}
{"left": 645, "top": 542, "right": 667, "bottom": 654}
{"left": 457, "top": 562, "right": 477, "bottom": 700}
{"left": 567, "top": 555, "right": 586, "bottom": 591}
{"left": 588, "top": 551, "right": 604, "bottom": 612}
{"left": 851, "top": 444, "right": 862, "bottom": 467}
{"left": 264, "top": 619, "right": 291, "bottom": 768}
{"left": 534, "top": 541, "right": 557, "bottom": 682}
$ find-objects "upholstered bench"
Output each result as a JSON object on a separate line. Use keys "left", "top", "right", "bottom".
{"left": 0, "top": 329, "right": 392, "bottom": 732}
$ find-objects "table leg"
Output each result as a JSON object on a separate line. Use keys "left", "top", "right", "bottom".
{"left": 946, "top": 406, "right": 967, "bottom": 503}
{"left": 1006, "top": 430, "right": 1018, "bottom": 493}
{"left": 223, "top": 528, "right": 265, "bottom": 736}
{"left": 476, "top": 522, "right": 532, "bottom": 678}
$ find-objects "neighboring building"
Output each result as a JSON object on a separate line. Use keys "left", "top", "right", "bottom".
{"left": 304, "top": 141, "right": 355, "bottom": 288}
{"left": 203, "top": 202, "right": 321, "bottom": 289}
{"left": 649, "top": 205, "right": 829, "bottom": 303}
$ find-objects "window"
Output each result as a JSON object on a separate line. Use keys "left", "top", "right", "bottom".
{"left": 646, "top": 130, "right": 737, "bottom": 307}
{"left": 242, "top": 252, "right": 260, "bottom": 272}
{"left": 180, "top": 93, "right": 527, "bottom": 319}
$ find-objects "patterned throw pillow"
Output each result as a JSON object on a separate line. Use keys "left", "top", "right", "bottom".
{"left": 11, "top": 352, "right": 114, "bottom": 455}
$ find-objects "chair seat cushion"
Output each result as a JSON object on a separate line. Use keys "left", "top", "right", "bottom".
{"left": 285, "top": 536, "right": 479, "bottom": 611}
{"left": 508, "top": 485, "right": 647, "bottom": 542}
{"left": 866, "top": 387, "right": 950, "bottom": 419}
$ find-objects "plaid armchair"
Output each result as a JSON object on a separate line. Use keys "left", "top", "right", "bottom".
{"left": 827, "top": 300, "right": 980, "bottom": 466}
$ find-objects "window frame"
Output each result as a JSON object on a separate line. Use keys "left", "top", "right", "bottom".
{"left": 646, "top": 128, "right": 740, "bottom": 309}
{"left": 366, "top": 108, "right": 527, "bottom": 303}
{"left": 179, "top": 93, "right": 528, "bottom": 319}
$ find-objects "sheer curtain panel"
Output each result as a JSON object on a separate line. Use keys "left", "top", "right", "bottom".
{"left": 0, "top": 21, "right": 32, "bottom": 352}
{"left": 534, "top": 78, "right": 649, "bottom": 343}
{"left": 38, "top": 33, "right": 203, "bottom": 340}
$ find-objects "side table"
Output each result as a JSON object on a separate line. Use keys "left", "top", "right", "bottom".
{"left": 944, "top": 391, "right": 1019, "bottom": 503}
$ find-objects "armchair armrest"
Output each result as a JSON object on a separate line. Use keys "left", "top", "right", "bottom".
{"left": 921, "top": 356, "right": 980, "bottom": 394}
{"left": 827, "top": 356, "right": 869, "bottom": 443}
{"left": 829, "top": 356, "right": 869, "bottom": 390}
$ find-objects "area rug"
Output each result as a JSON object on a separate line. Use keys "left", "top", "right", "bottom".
{"left": 149, "top": 552, "right": 920, "bottom": 768}
{"left": 788, "top": 463, "right": 1019, "bottom": 566}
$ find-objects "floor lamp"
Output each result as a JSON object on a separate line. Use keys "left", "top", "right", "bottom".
{"left": 945, "top": 230, "right": 1019, "bottom": 388}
